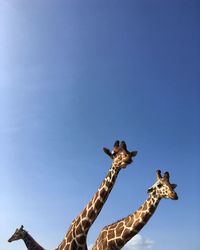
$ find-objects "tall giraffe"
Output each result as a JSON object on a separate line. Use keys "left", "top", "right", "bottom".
{"left": 92, "top": 170, "right": 178, "bottom": 250}
{"left": 8, "top": 225, "right": 45, "bottom": 250}
{"left": 56, "top": 141, "right": 137, "bottom": 250}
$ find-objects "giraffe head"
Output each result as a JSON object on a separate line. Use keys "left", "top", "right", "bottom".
{"left": 8, "top": 225, "right": 27, "bottom": 242}
{"left": 103, "top": 140, "right": 137, "bottom": 169}
{"left": 148, "top": 170, "right": 178, "bottom": 200}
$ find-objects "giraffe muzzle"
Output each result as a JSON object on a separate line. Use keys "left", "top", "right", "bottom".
{"left": 125, "top": 158, "right": 133, "bottom": 164}
{"left": 171, "top": 192, "right": 178, "bottom": 200}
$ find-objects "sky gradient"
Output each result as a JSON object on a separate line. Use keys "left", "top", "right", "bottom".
{"left": 0, "top": 1, "right": 200, "bottom": 250}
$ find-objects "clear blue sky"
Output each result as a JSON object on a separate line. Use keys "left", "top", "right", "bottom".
{"left": 0, "top": 1, "right": 199, "bottom": 250}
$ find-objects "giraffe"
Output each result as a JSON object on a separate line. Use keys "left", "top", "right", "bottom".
{"left": 92, "top": 170, "right": 178, "bottom": 250}
{"left": 56, "top": 140, "right": 137, "bottom": 250}
{"left": 8, "top": 225, "right": 45, "bottom": 250}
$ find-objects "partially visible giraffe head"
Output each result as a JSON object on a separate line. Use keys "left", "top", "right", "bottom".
{"left": 148, "top": 170, "right": 178, "bottom": 200}
{"left": 8, "top": 225, "right": 27, "bottom": 242}
{"left": 103, "top": 140, "right": 137, "bottom": 169}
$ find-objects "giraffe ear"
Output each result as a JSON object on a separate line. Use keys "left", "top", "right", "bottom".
{"left": 171, "top": 184, "right": 177, "bottom": 189}
{"left": 103, "top": 147, "right": 113, "bottom": 159}
{"left": 131, "top": 151, "right": 137, "bottom": 157}
{"left": 148, "top": 187, "right": 153, "bottom": 193}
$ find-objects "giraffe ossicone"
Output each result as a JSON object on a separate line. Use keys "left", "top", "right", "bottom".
{"left": 92, "top": 170, "right": 178, "bottom": 250}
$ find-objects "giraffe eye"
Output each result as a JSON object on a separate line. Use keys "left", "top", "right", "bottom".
{"left": 157, "top": 184, "right": 162, "bottom": 188}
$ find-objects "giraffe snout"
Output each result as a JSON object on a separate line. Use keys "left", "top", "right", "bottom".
{"left": 171, "top": 192, "right": 178, "bottom": 200}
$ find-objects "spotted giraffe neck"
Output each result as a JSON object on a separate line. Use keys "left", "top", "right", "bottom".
{"left": 57, "top": 163, "right": 121, "bottom": 250}
{"left": 92, "top": 195, "right": 161, "bottom": 250}
{"left": 22, "top": 232, "right": 45, "bottom": 250}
